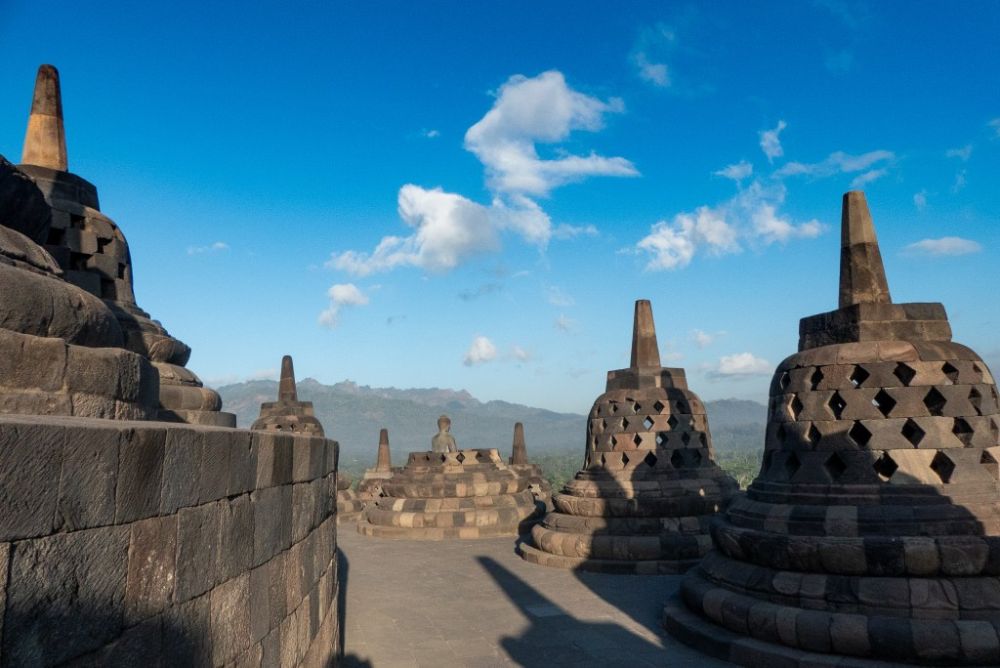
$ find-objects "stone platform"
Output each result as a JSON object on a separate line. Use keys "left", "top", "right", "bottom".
{"left": 358, "top": 449, "right": 542, "bottom": 540}
{"left": 338, "top": 527, "right": 729, "bottom": 667}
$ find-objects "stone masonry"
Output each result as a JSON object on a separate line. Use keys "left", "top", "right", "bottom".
{"left": 520, "top": 300, "right": 739, "bottom": 574}
{"left": 663, "top": 192, "right": 1000, "bottom": 666}
{"left": 507, "top": 422, "right": 553, "bottom": 509}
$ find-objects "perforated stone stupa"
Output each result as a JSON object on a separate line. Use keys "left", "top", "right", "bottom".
{"left": 508, "top": 422, "right": 553, "bottom": 508}
{"left": 357, "top": 427, "right": 395, "bottom": 500}
{"left": 358, "top": 417, "right": 541, "bottom": 539}
{"left": 251, "top": 355, "right": 324, "bottom": 435}
{"left": 664, "top": 192, "right": 1000, "bottom": 666}
{"left": 18, "top": 65, "right": 234, "bottom": 427}
{"left": 520, "top": 300, "right": 738, "bottom": 574}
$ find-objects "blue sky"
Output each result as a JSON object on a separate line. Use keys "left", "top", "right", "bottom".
{"left": 1, "top": 1, "right": 998, "bottom": 413}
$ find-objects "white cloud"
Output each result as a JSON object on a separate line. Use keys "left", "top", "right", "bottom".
{"left": 850, "top": 168, "right": 888, "bottom": 189}
{"left": 463, "top": 336, "right": 498, "bottom": 366}
{"left": 552, "top": 223, "right": 599, "bottom": 239}
{"left": 634, "top": 52, "right": 670, "bottom": 87}
{"left": 422, "top": 129, "right": 441, "bottom": 139}
{"left": 318, "top": 283, "right": 369, "bottom": 328}
{"left": 635, "top": 181, "right": 821, "bottom": 271}
{"left": 714, "top": 160, "right": 753, "bottom": 182}
{"left": 708, "top": 352, "right": 771, "bottom": 379}
{"left": 546, "top": 286, "right": 574, "bottom": 307}
{"left": 759, "top": 120, "right": 787, "bottom": 163}
{"left": 554, "top": 314, "right": 576, "bottom": 332}
{"left": 913, "top": 190, "right": 928, "bottom": 211}
{"left": 329, "top": 71, "right": 635, "bottom": 276}
{"left": 902, "top": 237, "right": 982, "bottom": 257}
{"left": 511, "top": 345, "right": 531, "bottom": 362}
{"left": 187, "top": 241, "right": 229, "bottom": 256}
{"left": 691, "top": 329, "right": 725, "bottom": 349}
{"left": 989, "top": 118, "right": 1000, "bottom": 138}
{"left": 946, "top": 145, "right": 973, "bottom": 161}
{"left": 951, "top": 169, "right": 967, "bottom": 193}
{"left": 777, "top": 150, "right": 894, "bottom": 179}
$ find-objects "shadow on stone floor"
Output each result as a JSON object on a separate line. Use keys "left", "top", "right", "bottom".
{"left": 336, "top": 548, "right": 375, "bottom": 668}
{"left": 476, "top": 555, "right": 670, "bottom": 667}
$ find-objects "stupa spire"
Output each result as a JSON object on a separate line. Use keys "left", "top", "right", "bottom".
{"left": 510, "top": 422, "right": 528, "bottom": 465}
{"left": 376, "top": 428, "right": 392, "bottom": 472}
{"left": 21, "top": 65, "right": 68, "bottom": 171}
{"left": 839, "top": 191, "right": 892, "bottom": 308}
{"left": 278, "top": 355, "right": 297, "bottom": 402}
{"left": 629, "top": 299, "right": 661, "bottom": 369}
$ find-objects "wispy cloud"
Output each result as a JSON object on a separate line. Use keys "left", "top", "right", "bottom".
{"left": 546, "top": 286, "right": 574, "bottom": 307}
{"left": 902, "top": 237, "right": 982, "bottom": 257}
{"left": 759, "top": 120, "right": 787, "bottom": 163}
{"left": 850, "top": 168, "right": 888, "bottom": 189}
{"left": 187, "top": 241, "right": 229, "bottom": 256}
{"left": 776, "top": 149, "right": 895, "bottom": 180}
{"left": 707, "top": 352, "right": 771, "bottom": 379}
{"left": 319, "top": 283, "right": 370, "bottom": 328}
{"left": 327, "top": 71, "right": 636, "bottom": 276}
{"left": 554, "top": 314, "right": 577, "bottom": 332}
{"left": 951, "top": 169, "right": 967, "bottom": 193}
{"left": 511, "top": 345, "right": 531, "bottom": 362}
{"left": 714, "top": 160, "right": 753, "bottom": 182}
{"left": 691, "top": 329, "right": 725, "bottom": 349}
{"left": 204, "top": 367, "right": 278, "bottom": 388}
{"left": 421, "top": 128, "right": 441, "bottom": 139}
{"left": 463, "top": 335, "right": 498, "bottom": 366}
{"left": 989, "top": 118, "right": 1000, "bottom": 138}
{"left": 946, "top": 145, "right": 973, "bottom": 161}
{"left": 631, "top": 24, "right": 675, "bottom": 88}
{"left": 913, "top": 190, "right": 928, "bottom": 211}
{"left": 458, "top": 282, "right": 503, "bottom": 301}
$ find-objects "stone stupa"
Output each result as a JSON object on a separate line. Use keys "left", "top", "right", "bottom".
{"left": 664, "top": 192, "right": 1000, "bottom": 666}
{"left": 251, "top": 355, "right": 324, "bottom": 434}
{"left": 358, "top": 416, "right": 541, "bottom": 539}
{"left": 357, "top": 427, "right": 396, "bottom": 500}
{"left": 18, "top": 65, "right": 234, "bottom": 426}
{"left": 519, "top": 299, "right": 739, "bottom": 573}
{"left": 508, "top": 422, "right": 553, "bottom": 508}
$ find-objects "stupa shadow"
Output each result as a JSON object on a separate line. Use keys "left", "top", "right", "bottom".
{"left": 476, "top": 555, "right": 669, "bottom": 667}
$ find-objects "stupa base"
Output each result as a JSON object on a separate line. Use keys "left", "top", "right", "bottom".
{"left": 518, "top": 541, "right": 697, "bottom": 574}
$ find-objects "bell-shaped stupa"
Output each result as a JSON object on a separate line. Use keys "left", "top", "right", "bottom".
{"left": 358, "top": 427, "right": 395, "bottom": 500}
{"left": 520, "top": 300, "right": 738, "bottom": 573}
{"left": 251, "top": 355, "right": 324, "bottom": 435}
{"left": 664, "top": 192, "right": 1000, "bottom": 666}
{"left": 17, "top": 65, "right": 234, "bottom": 426}
{"left": 508, "top": 422, "right": 553, "bottom": 508}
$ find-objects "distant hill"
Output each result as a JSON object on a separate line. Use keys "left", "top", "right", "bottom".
{"left": 217, "top": 379, "right": 766, "bottom": 476}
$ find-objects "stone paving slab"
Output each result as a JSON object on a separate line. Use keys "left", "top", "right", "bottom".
{"left": 337, "top": 527, "right": 731, "bottom": 667}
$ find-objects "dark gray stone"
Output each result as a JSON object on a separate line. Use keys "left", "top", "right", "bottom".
{"left": 0, "top": 542, "right": 8, "bottom": 650}
{"left": 199, "top": 431, "right": 232, "bottom": 503}
{"left": 261, "top": 628, "right": 280, "bottom": 668}
{"left": 218, "top": 494, "right": 253, "bottom": 582}
{"left": 267, "top": 553, "right": 287, "bottom": 631}
{"left": 160, "top": 428, "right": 202, "bottom": 514}
{"left": 175, "top": 502, "right": 221, "bottom": 602}
{"left": 0, "top": 421, "right": 63, "bottom": 541}
{"left": 162, "top": 593, "right": 212, "bottom": 666}
{"left": 125, "top": 514, "right": 177, "bottom": 625}
{"left": 252, "top": 486, "right": 286, "bottom": 568}
{"left": 56, "top": 423, "right": 118, "bottom": 531}
{"left": 2, "top": 526, "right": 129, "bottom": 665}
{"left": 228, "top": 433, "right": 256, "bottom": 497}
{"left": 210, "top": 572, "right": 251, "bottom": 665}
{"left": 115, "top": 426, "right": 165, "bottom": 523}
{"left": 249, "top": 564, "right": 270, "bottom": 644}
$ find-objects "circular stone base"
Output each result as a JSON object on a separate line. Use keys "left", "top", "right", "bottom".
{"left": 336, "top": 510, "right": 363, "bottom": 525}
{"left": 517, "top": 541, "right": 697, "bottom": 574}
{"left": 356, "top": 521, "right": 526, "bottom": 540}
{"left": 661, "top": 594, "right": 992, "bottom": 668}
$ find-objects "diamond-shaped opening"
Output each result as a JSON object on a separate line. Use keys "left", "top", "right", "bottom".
{"left": 953, "top": 417, "right": 974, "bottom": 446}
{"left": 456, "top": 452, "right": 465, "bottom": 463}
{"left": 601, "top": 418, "right": 608, "bottom": 431}
{"left": 653, "top": 400, "right": 665, "bottom": 413}
{"left": 789, "top": 395, "right": 804, "bottom": 420}
{"left": 611, "top": 403, "right": 619, "bottom": 414}
{"left": 671, "top": 449, "right": 685, "bottom": 468}
{"left": 942, "top": 362, "right": 960, "bottom": 384}
{"left": 969, "top": 388, "right": 983, "bottom": 415}
{"left": 850, "top": 365, "right": 871, "bottom": 388}
{"left": 656, "top": 432, "right": 668, "bottom": 446}
{"left": 872, "top": 389, "right": 896, "bottom": 418}
{"left": 632, "top": 433, "right": 643, "bottom": 447}
{"left": 681, "top": 432, "right": 692, "bottom": 446}
{"left": 873, "top": 452, "right": 898, "bottom": 481}
{"left": 824, "top": 453, "right": 848, "bottom": 480}
{"left": 930, "top": 452, "right": 955, "bottom": 483}
{"left": 776, "top": 423, "right": 787, "bottom": 445}
{"left": 828, "top": 391, "right": 847, "bottom": 420}
{"left": 691, "top": 450, "right": 703, "bottom": 465}
{"left": 643, "top": 416, "right": 655, "bottom": 430}
{"left": 779, "top": 370, "right": 791, "bottom": 391}
{"left": 644, "top": 451, "right": 658, "bottom": 468}
{"left": 894, "top": 363, "right": 917, "bottom": 387}
{"left": 676, "top": 400, "right": 688, "bottom": 412}
{"left": 610, "top": 434, "right": 619, "bottom": 449}
{"left": 600, "top": 453, "right": 607, "bottom": 466}
{"left": 992, "top": 418, "right": 1000, "bottom": 443}
{"left": 621, "top": 417, "right": 631, "bottom": 430}
{"left": 807, "top": 424, "right": 821, "bottom": 445}
{"left": 923, "top": 387, "right": 947, "bottom": 417}
{"left": 972, "top": 363, "right": 984, "bottom": 380}
{"left": 810, "top": 367, "right": 824, "bottom": 390}
{"left": 849, "top": 421, "right": 872, "bottom": 447}
{"left": 784, "top": 452, "right": 801, "bottom": 479}
{"left": 633, "top": 402, "right": 642, "bottom": 413}
{"left": 667, "top": 414, "right": 679, "bottom": 430}
{"left": 981, "top": 451, "right": 999, "bottom": 481}
{"left": 902, "top": 418, "right": 926, "bottom": 446}
{"left": 621, "top": 452, "right": 630, "bottom": 467}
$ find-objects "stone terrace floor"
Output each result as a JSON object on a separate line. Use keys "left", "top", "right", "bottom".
{"left": 337, "top": 525, "right": 730, "bottom": 667}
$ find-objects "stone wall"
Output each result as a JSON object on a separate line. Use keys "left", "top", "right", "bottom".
{"left": 0, "top": 415, "right": 339, "bottom": 666}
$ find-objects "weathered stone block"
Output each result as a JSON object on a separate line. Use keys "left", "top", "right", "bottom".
{"left": 162, "top": 592, "right": 213, "bottom": 665}
{"left": 199, "top": 430, "right": 232, "bottom": 503}
{"left": 218, "top": 494, "right": 253, "bottom": 582}
{"left": 115, "top": 426, "right": 165, "bottom": 523}
{"left": 161, "top": 428, "right": 202, "bottom": 514}
{"left": 125, "top": 514, "right": 177, "bottom": 625}
{"left": 56, "top": 422, "right": 118, "bottom": 531}
{"left": 267, "top": 551, "right": 287, "bottom": 631}
{"left": 210, "top": 572, "right": 251, "bottom": 665}
{"left": 252, "top": 485, "right": 290, "bottom": 567}
{"left": 249, "top": 563, "right": 270, "bottom": 644}
{"left": 0, "top": 542, "right": 8, "bottom": 650}
{"left": 291, "top": 483, "right": 315, "bottom": 544}
{"left": 0, "top": 420, "right": 63, "bottom": 540}
{"left": 228, "top": 433, "right": 257, "bottom": 497}
{"left": 2, "top": 526, "right": 129, "bottom": 665}
{"left": 176, "top": 501, "right": 221, "bottom": 602}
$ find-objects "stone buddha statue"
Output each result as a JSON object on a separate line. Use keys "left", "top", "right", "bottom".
{"left": 431, "top": 414, "right": 457, "bottom": 453}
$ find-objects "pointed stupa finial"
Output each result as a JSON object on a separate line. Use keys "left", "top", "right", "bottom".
{"left": 376, "top": 428, "right": 392, "bottom": 471}
{"left": 278, "top": 355, "right": 297, "bottom": 402}
{"left": 839, "top": 191, "right": 892, "bottom": 309}
{"left": 22, "top": 65, "right": 68, "bottom": 171}
{"left": 630, "top": 299, "right": 661, "bottom": 369}
{"left": 511, "top": 422, "right": 528, "bottom": 465}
